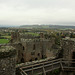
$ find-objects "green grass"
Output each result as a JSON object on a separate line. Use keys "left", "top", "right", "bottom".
{"left": 0, "top": 39, "right": 9, "bottom": 44}
{"left": 1, "top": 36, "right": 11, "bottom": 39}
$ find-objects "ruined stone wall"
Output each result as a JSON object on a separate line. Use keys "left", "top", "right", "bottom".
{"left": 12, "top": 43, "right": 25, "bottom": 63}
{"left": 62, "top": 39, "right": 75, "bottom": 60}
{"left": 24, "top": 40, "right": 42, "bottom": 62}
{"left": 10, "top": 32, "right": 57, "bottom": 63}
{"left": 20, "top": 33, "right": 39, "bottom": 39}
{"left": 45, "top": 39, "right": 56, "bottom": 57}
{"left": 18, "top": 39, "right": 56, "bottom": 62}
{"left": 11, "top": 32, "right": 20, "bottom": 43}
{"left": 0, "top": 46, "right": 16, "bottom": 75}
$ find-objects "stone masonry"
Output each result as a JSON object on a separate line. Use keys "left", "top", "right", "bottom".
{"left": 0, "top": 46, "right": 16, "bottom": 75}
{"left": 11, "top": 32, "right": 56, "bottom": 63}
{"left": 62, "top": 38, "right": 75, "bottom": 60}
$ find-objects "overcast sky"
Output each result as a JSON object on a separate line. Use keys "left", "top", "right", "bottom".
{"left": 0, "top": 0, "right": 75, "bottom": 26}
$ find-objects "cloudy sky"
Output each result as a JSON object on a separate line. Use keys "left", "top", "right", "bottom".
{"left": 0, "top": 0, "right": 75, "bottom": 26}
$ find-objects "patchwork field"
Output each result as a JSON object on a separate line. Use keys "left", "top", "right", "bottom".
{"left": 0, "top": 39, "right": 9, "bottom": 44}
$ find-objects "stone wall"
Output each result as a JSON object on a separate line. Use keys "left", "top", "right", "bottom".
{"left": 11, "top": 32, "right": 20, "bottom": 43}
{"left": 10, "top": 32, "right": 61, "bottom": 63}
{"left": 0, "top": 46, "right": 16, "bottom": 75}
{"left": 13, "top": 38, "right": 56, "bottom": 63}
{"left": 62, "top": 39, "right": 75, "bottom": 60}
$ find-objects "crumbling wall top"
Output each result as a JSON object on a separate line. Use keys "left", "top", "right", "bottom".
{"left": 0, "top": 46, "right": 16, "bottom": 58}
{"left": 63, "top": 38, "right": 75, "bottom": 42}
{"left": 20, "top": 38, "right": 53, "bottom": 43}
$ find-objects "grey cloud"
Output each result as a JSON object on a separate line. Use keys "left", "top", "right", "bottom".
{"left": 0, "top": 0, "right": 75, "bottom": 25}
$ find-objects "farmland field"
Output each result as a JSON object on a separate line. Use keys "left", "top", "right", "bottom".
{"left": 0, "top": 39, "right": 9, "bottom": 44}
{"left": 1, "top": 36, "right": 11, "bottom": 39}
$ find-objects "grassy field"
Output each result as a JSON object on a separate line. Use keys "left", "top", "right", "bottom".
{"left": 0, "top": 39, "right": 9, "bottom": 44}
{"left": 1, "top": 36, "right": 11, "bottom": 39}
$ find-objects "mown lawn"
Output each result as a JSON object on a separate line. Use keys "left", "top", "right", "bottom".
{"left": 0, "top": 39, "right": 9, "bottom": 44}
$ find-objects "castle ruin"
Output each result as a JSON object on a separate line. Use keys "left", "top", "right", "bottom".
{"left": 0, "top": 32, "right": 75, "bottom": 75}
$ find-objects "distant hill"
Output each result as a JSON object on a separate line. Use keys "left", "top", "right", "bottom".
{"left": 0, "top": 25, "right": 75, "bottom": 29}
{"left": 20, "top": 25, "right": 75, "bottom": 29}
{"left": 0, "top": 25, "right": 19, "bottom": 28}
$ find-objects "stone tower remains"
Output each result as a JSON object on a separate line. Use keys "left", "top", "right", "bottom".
{"left": 11, "top": 32, "right": 20, "bottom": 43}
{"left": 0, "top": 46, "right": 16, "bottom": 75}
{"left": 40, "top": 32, "right": 44, "bottom": 38}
